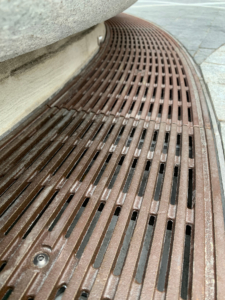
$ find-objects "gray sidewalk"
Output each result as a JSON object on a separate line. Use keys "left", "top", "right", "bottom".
{"left": 126, "top": 0, "right": 225, "bottom": 153}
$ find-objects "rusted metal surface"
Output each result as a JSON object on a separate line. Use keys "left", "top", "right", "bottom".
{"left": 0, "top": 13, "right": 224, "bottom": 300}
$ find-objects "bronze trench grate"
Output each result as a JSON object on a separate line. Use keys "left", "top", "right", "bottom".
{"left": 0, "top": 13, "right": 225, "bottom": 300}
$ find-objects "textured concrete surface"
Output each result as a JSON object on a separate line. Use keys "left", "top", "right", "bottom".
{"left": 0, "top": 0, "right": 136, "bottom": 62}
{"left": 126, "top": 0, "right": 225, "bottom": 153}
{"left": 0, "top": 23, "right": 105, "bottom": 138}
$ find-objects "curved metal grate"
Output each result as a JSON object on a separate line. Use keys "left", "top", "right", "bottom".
{"left": 0, "top": 13, "right": 224, "bottom": 300}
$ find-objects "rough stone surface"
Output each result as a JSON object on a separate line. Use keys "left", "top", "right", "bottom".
{"left": 0, "top": 0, "right": 136, "bottom": 62}
{"left": 0, "top": 23, "right": 105, "bottom": 137}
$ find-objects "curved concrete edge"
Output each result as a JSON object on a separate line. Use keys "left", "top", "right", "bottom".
{"left": 0, "top": 22, "right": 106, "bottom": 138}
{"left": 124, "top": 13, "right": 225, "bottom": 222}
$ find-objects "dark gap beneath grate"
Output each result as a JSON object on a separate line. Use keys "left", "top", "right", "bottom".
{"left": 110, "top": 100, "right": 118, "bottom": 112}
{"left": 54, "top": 285, "right": 67, "bottom": 300}
{"left": 170, "top": 167, "right": 179, "bottom": 205}
{"left": 154, "top": 164, "right": 165, "bottom": 201}
{"left": 76, "top": 202, "right": 105, "bottom": 259}
{"left": 2, "top": 288, "right": 13, "bottom": 300}
{"left": 176, "top": 134, "right": 181, "bottom": 156}
{"left": 150, "top": 131, "right": 158, "bottom": 152}
{"left": 49, "top": 194, "right": 75, "bottom": 232}
{"left": 189, "top": 136, "right": 193, "bottom": 159}
{"left": 65, "top": 197, "right": 90, "bottom": 238}
{"left": 91, "top": 124, "right": 104, "bottom": 141}
{"left": 178, "top": 90, "right": 181, "bottom": 102}
{"left": 169, "top": 89, "right": 173, "bottom": 100}
{"left": 66, "top": 149, "right": 88, "bottom": 179}
{"left": 113, "top": 211, "right": 138, "bottom": 276}
{"left": 157, "top": 220, "right": 173, "bottom": 291}
{"left": 79, "top": 291, "right": 89, "bottom": 299}
{"left": 187, "top": 169, "right": 194, "bottom": 209}
{"left": 158, "top": 104, "right": 163, "bottom": 118}
{"left": 103, "top": 124, "right": 115, "bottom": 143}
{"left": 161, "top": 88, "right": 165, "bottom": 100}
{"left": 108, "top": 156, "right": 125, "bottom": 189}
{"left": 168, "top": 105, "right": 172, "bottom": 119}
{"left": 94, "top": 153, "right": 112, "bottom": 186}
{"left": 119, "top": 100, "right": 127, "bottom": 112}
{"left": 135, "top": 215, "right": 155, "bottom": 283}
{"left": 181, "top": 225, "right": 192, "bottom": 300}
{"left": 128, "top": 101, "right": 136, "bottom": 114}
{"left": 188, "top": 108, "right": 192, "bottom": 122}
{"left": 52, "top": 145, "right": 76, "bottom": 176}
{"left": 148, "top": 103, "right": 154, "bottom": 117}
{"left": 138, "top": 161, "right": 151, "bottom": 197}
{"left": 163, "top": 132, "right": 169, "bottom": 154}
{"left": 22, "top": 191, "right": 59, "bottom": 239}
{"left": 0, "top": 261, "right": 7, "bottom": 273}
{"left": 186, "top": 90, "right": 190, "bottom": 102}
{"left": 80, "top": 122, "right": 94, "bottom": 139}
{"left": 123, "top": 158, "right": 138, "bottom": 193}
{"left": 178, "top": 106, "right": 182, "bottom": 121}
{"left": 114, "top": 126, "right": 125, "bottom": 146}
{"left": 80, "top": 151, "right": 100, "bottom": 182}
{"left": 0, "top": 183, "right": 31, "bottom": 218}
{"left": 138, "top": 129, "right": 147, "bottom": 149}
{"left": 126, "top": 127, "right": 136, "bottom": 147}
{"left": 5, "top": 187, "right": 45, "bottom": 235}
{"left": 94, "top": 206, "right": 121, "bottom": 269}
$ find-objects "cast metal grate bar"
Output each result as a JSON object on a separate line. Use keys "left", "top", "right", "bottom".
{"left": 0, "top": 13, "right": 224, "bottom": 300}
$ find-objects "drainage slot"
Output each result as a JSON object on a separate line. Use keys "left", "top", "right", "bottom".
{"left": 55, "top": 285, "right": 67, "bottom": 300}
{"left": 123, "top": 159, "right": 138, "bottom": 193}
{"left": 169, "top": 89, "right": 173, "bottom": 100}
{"left": 113, "top": 211, "right": 138, "bottom": 276}
{"left": 103, "top": 124, "right": 115, "bottom": 143}
{"left": 188, "top": 108, "right": 192, "bottom": 122}
{"left": 92, "top": 124, "right": 104, "bottom": 140}
{"left": 94, "top": 207, "right": 121, "bottom": 269}
{"left": 81, "top": 122, "right": 94, "bottom": 139}
{"left": 155, "top": 76, "right": 158, "bottom": 84}
{"left": 150, "top": 131, "right": 158, "bottom": 152}
{"left": 49, "top": 194, "right": 74, "bottom": 231}
{"left": 119, "top": 100, "right": 127, "bottom": 112}
{"left": 0, "top": 183, "right": 31, "bottom": 218}
{"left": 66, "top": 149, "right": 88, "bottom": 179}
{"left": 52, "top": 145, "right": 76, "bottom": 176}
{"left": 135, "top": 216, "right": 155, "bottom": 283}
{"left": 168, "top": 105, "right": 172, "bottom": 119}
{"left": 108, "top": 156, "right": 125, "bottom": 189}
{"left": 148, "top": 103, "right": 154, "bottom": 117}
{"left": 23, "top": 191, "right": 59, "bottom": 239}
{"left": 178, "top": 90, "right": 181, "bottom": 102}
{"left": 154, "top": 164, "right": 165, "bottom": 201}
{"left": 163, "top": 132, "right": 169, "bottom": 154}
{"left": 127, "top": 85, "right": 133, "bottom": 96}
{"left": 176, "top": 134, "right": 181, "bottom": 156}
{"left": 76, "top": 202, "right": 105, "bottom": 259}
{"left": 126, "top": 127, "right": 136, "bottom": 147}
{"left": 144, "top": 87, "right": 149, "bottom": 98}
{"left": 110, "top": 100, "right": 118, "bottom": 111}
{"left": 161, "top": 88, "right": 165, "bottom": 100}
{"left": 94, "top": 153, "right": 112, "bottom": 186}
{"left": 79, "top": 292, "right": 89, "bottom": 299}
{"left": 187, "top": 169, "right": 194, "bottom": 209}
{"left": 5, "top": 187, "right": 45, "bottom": 235}
{"left": 186, "top": 90, "right": 190, "bottom": 102}
{"left": 129, "top": 101, "right": 136, "bottom": 114}
{"left": 170, "top": 167, "right": 179, "bottom": 205}
{"left": 157, "top": 220, "right": 173, "bottom": 291}
{"left": 138, "top": 129, "right": 147, "bottom": 149}
{"left": 65, "top": 198, "right": 90, "bottom": 238}
{"left": 138, "top": 102, "right": 145, "bottom": 115}
{"left": 178, "top": 106, "right": 182, "bottom": 121}
{"left": 152, "top": 87, "right": 157, "bottom": 98}
{"left": 138, "top": 161, "right": 151, "bottom": 197}
{"left": 0, "top": 261, "right": 7, "bottom": 272}
{"left": 79, "top": 152, "right": 100, "bottom": 182}
{"left": 181, "top": 225, "right": 192, "bottom": 300}
{"left": 114, "top": 125, "right": 125, "bottom": 146}
{"left": 2, "top": 288, "right": 13, "bottom": 300}
{"left": 158, "top": 104, "right": 163, "bottom": 118}
{"left": 189, "top": 136, "right": 193, "bottom": 159}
